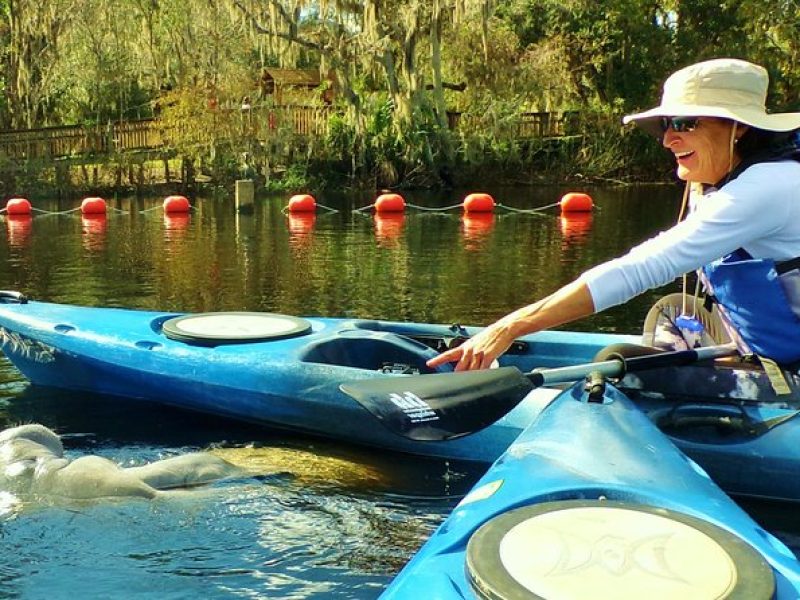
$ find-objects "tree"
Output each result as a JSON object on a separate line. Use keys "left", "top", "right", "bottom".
{"left": 232, "top": 0, "right": 496, "bottom": 184}
{"left": 3, "top": 0, "right": 84, "bottom": 128}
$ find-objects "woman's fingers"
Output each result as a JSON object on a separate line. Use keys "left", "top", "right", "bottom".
{"left": 427, "top": 328, "right": 507, "bottom": 371}
{"left": 426, "top": 346, "right": 463, "bottom": 368}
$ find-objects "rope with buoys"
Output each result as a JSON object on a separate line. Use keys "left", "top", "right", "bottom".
{"left": 500, "top": 192, "right": 594, "bottom": 215}
{"left": 282, "top": 194, "right": 338, "bottom": 214}
{"left": 353, "top": 191, "right": 595, "bottom": 215}
{"left": 136, "top": 195, "right": 194, "bottom": 214}
{"left": 0, "top": 196, "right": 130, "bottom": 217}
{"left": 354, "top": 192, "right": 465, "bottom": 214}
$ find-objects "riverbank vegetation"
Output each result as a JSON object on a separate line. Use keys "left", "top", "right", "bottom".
{"left": 1, "top": 0, "right": 798, "bottom": 193}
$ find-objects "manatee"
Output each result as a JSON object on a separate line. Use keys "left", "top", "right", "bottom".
{"left": 0, "top": 423, "right": 242, "bottom": 502}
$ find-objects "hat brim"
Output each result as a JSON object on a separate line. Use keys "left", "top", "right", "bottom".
{"left": 624, "top": 104, "right": 800, "bottom": 136}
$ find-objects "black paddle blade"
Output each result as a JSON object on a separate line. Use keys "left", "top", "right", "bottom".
{"left": 340, "top": 366, "right": 535, "bottom": 441}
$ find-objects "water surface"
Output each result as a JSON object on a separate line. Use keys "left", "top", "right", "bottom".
{"left": 0, "top": 184, "right": 795, "bottom": 598}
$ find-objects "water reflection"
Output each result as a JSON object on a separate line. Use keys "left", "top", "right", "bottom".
{"left": 163, "top": 212, "right": 191, "bottom": 240}
{"left": 5, "top": 215, "right": 32, "bottom": 248}
{"left": 286, "top": 212, "right": 316, "bottom": 247}
{"left": 460, "top": 213, "right": 495, "bottom": 249}
{"left": 373, "top": 213, "right": 406, "bottom": 246}
{"left": 559, "top": 212, "right": 593, "bottom": 244}
{"left": 81, "top": 214, "right": 107, "bottom": 252}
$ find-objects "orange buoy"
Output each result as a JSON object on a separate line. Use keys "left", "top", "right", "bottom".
{"left": 81, "top": 196, "right": 107, "bottom": 215}
{"left": 6, "top": 198, "right": 32, "bottom": 215}
{"left": 374, "top": 193, "right": 406, "bottom": 213}
{"left": 163, "top": 195, "right": 191, "bottom": 213}
{"left": 287, "top": 194, "right": 317, "bottom": 213}
{"left": 463, "top": 193, "right": 495, "bottom": 214}
{"left": 559, "top": 192, "right": 593, "bottom": 213}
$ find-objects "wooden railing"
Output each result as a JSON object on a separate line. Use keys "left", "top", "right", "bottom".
{"left": 0, "top": 107, "right": 569, "bottom": 162}
{"left": 0, "top": 119, "right": 168, "bottom": 161}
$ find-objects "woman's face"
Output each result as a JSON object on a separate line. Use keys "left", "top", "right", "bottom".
{"left": 661, "top": 117, "right": 740, "bottom": 184}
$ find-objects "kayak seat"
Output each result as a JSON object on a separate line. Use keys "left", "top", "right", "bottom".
{"left": 298, "top": 329, "right": 450, "bottom": 373}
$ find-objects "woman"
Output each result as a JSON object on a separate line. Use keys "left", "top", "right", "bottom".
{"left": 428, "top": 58, "right": 800, "bottom": 372}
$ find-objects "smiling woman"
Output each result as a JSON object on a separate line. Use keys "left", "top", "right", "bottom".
{"left": 426, "top": 58, "right": 800, "bottom": 376}
{"left": 661, "top": 116, "right": 742, "bottom": 185}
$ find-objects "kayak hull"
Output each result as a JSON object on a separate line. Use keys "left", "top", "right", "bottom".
{"left": 381, "top": 383, "right": 800, "bottom": 598}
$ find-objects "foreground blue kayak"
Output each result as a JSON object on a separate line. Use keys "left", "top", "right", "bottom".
{"left": 1, "top": 293, "right": 800, "bottom": 503}
{"left": 382, "top": 383, "right": 800, "bottom": 599}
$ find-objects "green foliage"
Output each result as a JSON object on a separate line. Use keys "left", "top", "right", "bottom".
{"left": 1, "top": 0, "right": 799, "bottom": 189}
{"left": 265, "top": 162, "right": 312, "bottom": 192}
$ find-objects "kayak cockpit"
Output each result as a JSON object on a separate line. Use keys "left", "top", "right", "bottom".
{"left": 297, "top": 328, "right": 450, "bottom": 374}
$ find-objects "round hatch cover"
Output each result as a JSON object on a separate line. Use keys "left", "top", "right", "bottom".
{"left": 161, "top": 312, "right": 312, "bottom": 345}
{"left": 466, "top": 499, "right": 774, "bottom": 600}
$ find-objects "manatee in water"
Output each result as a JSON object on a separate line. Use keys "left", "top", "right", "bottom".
{"left": 0, "top": 423, "right": 242, "bottom": 502}
{"left": 208, "top": 445, "right": 390, "bottom": 489}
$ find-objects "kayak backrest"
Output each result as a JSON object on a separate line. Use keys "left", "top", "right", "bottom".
{"left": 298, "top": 329, "right": 452, "bottom": 373}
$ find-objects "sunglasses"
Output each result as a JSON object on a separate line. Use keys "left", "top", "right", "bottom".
{"left": 660, "top": 116, "right": 700, "bottom": 133}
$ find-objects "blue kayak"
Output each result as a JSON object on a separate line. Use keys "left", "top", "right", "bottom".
{"left": 1, "top": 293, "right": 800, "bottom": 503}
{"left": 0, "top": 293, "right": 632, "bottom": 463}
{"left": 382, "top": 382, "right": 800, "bottom": 599}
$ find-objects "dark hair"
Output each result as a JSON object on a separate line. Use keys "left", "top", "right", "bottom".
{"left": 726, "top": 125, "right": 800, "bottom": 183}
{"left": 736, "top": 126, "right": 797, "bottom": 161}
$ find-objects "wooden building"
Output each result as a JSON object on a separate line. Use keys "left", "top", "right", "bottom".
{"left": 260, "top": 68, "right": 334, "bottom": 104}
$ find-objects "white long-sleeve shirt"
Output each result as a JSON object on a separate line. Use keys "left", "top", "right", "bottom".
{"left": 579, "top": 160, "right": 800, "bottom": 312}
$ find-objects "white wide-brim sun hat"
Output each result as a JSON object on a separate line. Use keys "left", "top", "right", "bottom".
{"left": 624, "top": 58, "right": 800, "bottom": 136}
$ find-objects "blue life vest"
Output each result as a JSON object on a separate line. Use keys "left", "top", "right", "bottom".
{"left": 703, "top": 249, "right": 800, "bottom": 363}
{"left": 699, "top": 131, "right": 800, "bottom": 363}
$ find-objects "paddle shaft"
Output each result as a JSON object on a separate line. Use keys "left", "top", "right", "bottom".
{"left": 528, "top": 343, "right": 739, "bottom": 387}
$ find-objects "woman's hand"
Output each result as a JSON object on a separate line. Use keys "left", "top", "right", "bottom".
{"left": 426, "top": 320, "right": 517, "bottom": 371}
{"left": 426, "top": 281, "right": 595, "bottom": 371}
